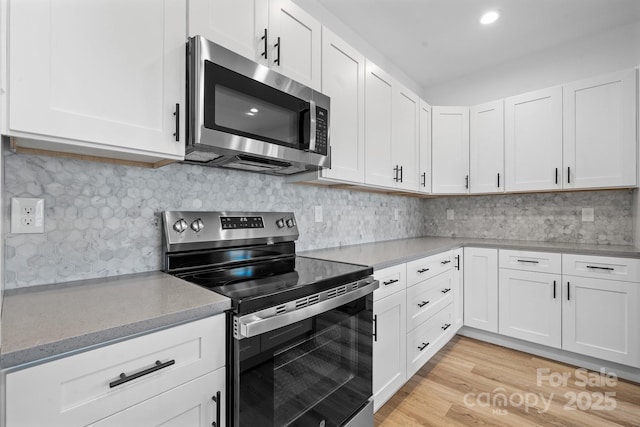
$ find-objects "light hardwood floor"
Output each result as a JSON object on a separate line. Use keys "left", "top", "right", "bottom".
{"left": 375, "top": 336, "right": 640, "bottom": 426}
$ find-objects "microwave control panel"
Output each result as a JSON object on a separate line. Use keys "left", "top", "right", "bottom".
{"left": 314, "top": 107, "right": 329, "bottom": 155}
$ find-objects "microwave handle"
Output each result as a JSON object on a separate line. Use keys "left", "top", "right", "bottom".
{"left": 308, "top": 100, "right": 317, "bottom": 153}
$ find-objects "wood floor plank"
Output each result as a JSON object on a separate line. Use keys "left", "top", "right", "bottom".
{"left": 375, "top": 336, "right": 640, "bottom": 426}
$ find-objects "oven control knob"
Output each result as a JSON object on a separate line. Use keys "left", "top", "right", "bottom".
{"left": 276, "top": 218, "right": 285, "bottom": 228}
{"left": 285, "top": 218, "right": 296, "bottom": 228}
{"left": 173, "top": 219, "right": 188, "bottom": 233}
{"left": 190, "top": 218, "right": 205, "bottom": 232}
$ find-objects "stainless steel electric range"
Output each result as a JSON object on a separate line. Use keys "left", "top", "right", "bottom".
{"left": 162, "top": 211, "right": 378, "bottom": 427}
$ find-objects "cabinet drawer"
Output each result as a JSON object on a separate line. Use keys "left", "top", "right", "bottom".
{"left": 406, "top": 304, "right": 454, "bottom": 377}
{"left": 5, "top": 315, "right": 224, "bottom": 427}
{"left": 406, "top": 251, "right": 453, "bottom": 287}
{"left": 406, "top": 270, "right": 454, "bottom": 332}
{"left": 499, "top": 249, "right": 561, "bottom": 274}
{"left": 563, "top": 254, "right": 640, "bottom": 282}
{"left": 373, "top": 263, "right": 407, "bottom": 301}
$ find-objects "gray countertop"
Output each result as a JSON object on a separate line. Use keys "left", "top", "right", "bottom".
{"left": 0, "top": 271, "right": 230, "bottom": 369}
{"left": 300, "top": 236, "right": 640, "bottom": 270}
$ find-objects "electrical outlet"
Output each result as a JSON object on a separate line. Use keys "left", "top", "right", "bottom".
{"left": 446, "top": 209, "right": 455, "bottom": 220}
{"left": 582, "top": 207, "right": 595, "bottom": 222}
{"left": 11, "top": 198, "right": 45, "bottom": 233}
{"left": 394, "top": 208, "right": 400, "bottom": 221}
{"left": 314, "top": 205, "right": 323, "bottom": 223}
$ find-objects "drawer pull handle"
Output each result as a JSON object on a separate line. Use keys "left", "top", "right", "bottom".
{"left": 418, "top": 300, "right": 430, "bottom": 308}
{"left": 441, "top": 288, "right": 451, "bottom": 294}
{"left": 441, "top": 260, "right": 451, "bottom": 265}
{"left": 212, "top": 391, "right": 221, "bottom": 427}
{"left": 373, "top": 314, "right": 378, "bottom": 342}
{"left": 455, "top": 254, "right": 460, "bottom": 270}
{"left": 417, "top": 268, "right": 430, "bottom": 274}
{"left": 442, "top": 323, "right": 452, "bottom": 331}
{"left": 517, "top": 259, "right": 539, "bottom": 264}
{"left": 109, "top": 359, "right": 175, "bottom": 388}
{"left": 418, "top": 342, "right": 430, "bottom": 351}
{"left": 586, "top": 265, "right": 615, "bottom": 271}
{"left": 383, "top": 279, "right": 399, "bottom": 286}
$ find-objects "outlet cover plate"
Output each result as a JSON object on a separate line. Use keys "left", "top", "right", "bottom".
{"left": 314, "top": 205, "right": 323, "bottom": 223}
{"left": 582, "top": 207, "right": 595, "bottom": 222}
{"left": 11, "top": 197, "right": 45, "bottom": 233}
{"left": 446, "top": 209, "right": 455, "bottom": 220}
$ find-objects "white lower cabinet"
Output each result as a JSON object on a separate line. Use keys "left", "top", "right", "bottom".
{"left": 372, "top": 265, "right": 407, "bottom": 412}
{"left": 4, "top": 315, "right": 225, "bottom": 427}
{"left": 406, "top": 303, "right": 454, "bottom": 378}
{"left": 562, "top": 275, "right": 640, "bottom": 368}
{"left": 463, "top": 247, "right": 498, "bottom": 333}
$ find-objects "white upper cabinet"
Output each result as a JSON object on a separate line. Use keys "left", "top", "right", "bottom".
{"left": 505, "top": 86, "right": 563, "bottom": 192}
{"left": 418, "top": 101, "right": 432, "bottom": 193}
{"left": 188, "top": 0, "right": 321, "bottom": 90}
{"left": 7, "top": 0, "right": 186, "bottom": 163}
{"left": 470, "top": 100, "right": 504, "bottom": 194}
{"left": 319, "top": 28, "right": 365, "bottom": 183}
{"left": 563, "top": 69, "right": 638, "bottom": 189}
{"left": 392, "top": 85, "right": 420, "bottom": 191}
{"left": 364, "top": 61, "right": 395, "bottom": 188}
{"left": 431, "top": 106, "right": 470, "bottom": 194}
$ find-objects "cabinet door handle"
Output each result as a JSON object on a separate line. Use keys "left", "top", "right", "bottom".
{"left": 441, "top": 260, "right": 451, "bottom": 265}
{"left": 417, "top": 268, "right": 430, "bottom": 274}
{"left": 393, "top": 165, "right": 399, "bottom": 182}
{"left": 441, "top": 323, "right": 451, "bottom": 331}
{"left": 173, "top": 103, "right": 180, "bottom": 142}
{"left": 373, "top": 314, "right": 378, "bottom": 342}
{"left": 418, "top": 300, "right": 430, "bottom": 308}
{"left": 567, "top": 282, "right": 570, "bottom": 301}
{"left": 567, "top": 166, "right": 571, "bottom": 184}
{"left": 422, "top": 172, "right": 426, "bottom": 187}
{"left": 441, "top": 288, "right": 451, "bottom": 294}
{"left": 517, "top": 259, "right": 539, "bottom": 264}
{"left": 261, "top": 28, "right": 268, "bottom": 59}
{"left": 465, "top": 175, "right": 469, "bottom": 189}
{"left": 586, "top": 265, "right": 614, "bottom": 271}
{"left": 274, "top": 36, "right": 281, "bottom": 66}
{"left": 455, "top": 254, "right": 460, "bottom": 270}
{"left": 109, "top": 359, "right": 175, "bottom": 388}
{"left": 399, "top": 165, "right": 403, "bottom": 183}
{"left": 211, "top": 391, "right": 221, "bottom": 427}
{"left": 497, "top": 172, "right": 500, "bottom": 188}
{"left": 553, "top": 280, "right": 556, "bottom": 299}
{"left": 555, "top": 168, "right": 558, "bottom": 184}
{"left": 383, "top": 278, "right": 399, "bottom": 286}
{"left": 418, "top": 342, "right": 430, "bottom": 351}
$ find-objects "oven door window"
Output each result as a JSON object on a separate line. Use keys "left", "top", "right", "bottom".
{"left": 204, "top": 60, "right": 310, "bottom": 149}
{"left": 237, "top": 295, "right": 372, "bottom": 427}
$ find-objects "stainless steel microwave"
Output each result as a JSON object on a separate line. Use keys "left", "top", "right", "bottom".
{"left": 185, "top": 36, "right": 330, "bottom": 175}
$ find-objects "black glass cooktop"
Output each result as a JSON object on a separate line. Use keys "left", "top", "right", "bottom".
{"left": 178, "top": 256, "right": 372, "bottom": 315}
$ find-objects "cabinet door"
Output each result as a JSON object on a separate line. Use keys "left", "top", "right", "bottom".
{"left": 470, "top": 99, "right": 504, "bottom": 194}
{"left": 452, "top": 249, "right": 464, "bottom": 330}
{"left": 463, "top": 247, "right": 498, "bottom": 333}
{"left": 320, "top": 29, "right": 365, "bottom": 183}
{"left": 392, "top": 85, "right": 420, "bottom": 191}
{"left": 373, "top": 290, "right": 406, "bottom": 412}
{"left": 418, "top": 100, "right": 432, "bottom": 193}
{"left": 8, "top": 0, "right": 185, "bottom": 160}
{"left": 188, "top": 0, "right": 268, "bottom": 64}
{"left": 505, "top": 86, "right": 562, "bottom": 192}
{"left": 431, "top": 106, "right": 470, "bottom": 194}
{"left": 563, "top": 69, "right": 638, "bottom": 189}
{"left": 563, "top": 276, "right": 640, "bottom": 368}
{"left": 89, "top": 369, "right": 225, "bottom": 427}
{"left": 268, "top": 0, "right": 321, "bottom": 91}
{"left": 498, "top": 269, "right": 561, "bottom": 348}
{"left": 364, "top": 61, "right": 395, "bottom": 188}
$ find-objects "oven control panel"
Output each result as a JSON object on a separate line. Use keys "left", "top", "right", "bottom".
{"left": 163, "top": 211, "right": 299, "bottom": 251}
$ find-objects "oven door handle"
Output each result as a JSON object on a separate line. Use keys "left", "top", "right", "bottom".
{"left": 233, "top": 278, "right": 379, "bottom": 339}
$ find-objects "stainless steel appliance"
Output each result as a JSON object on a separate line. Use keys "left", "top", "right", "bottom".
{"left": 185, "top": 36, "right": 331, "bottom": 175}
{"left": 162, "top": 211, "right": 377, "bottom": 427}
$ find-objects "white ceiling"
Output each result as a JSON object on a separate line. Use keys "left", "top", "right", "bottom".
{"left": 311, "top": 0, "right": 640, "bottom": 91}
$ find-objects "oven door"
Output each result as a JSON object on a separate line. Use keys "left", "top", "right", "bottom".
{"left": 230, "top": 293, "right": 373, "bottom": 427}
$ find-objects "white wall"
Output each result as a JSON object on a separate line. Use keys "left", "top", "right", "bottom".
{"left": 293, "top": 0, "right": 423, "bottom": 96}
{"left": 424, "top": 21, "right": 640, "bottom": 106}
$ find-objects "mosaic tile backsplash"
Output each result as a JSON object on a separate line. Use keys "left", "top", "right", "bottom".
{"left": 4, "top": 152, "right": 425, "bottom": 289}
{"left": 3, "top": 152, "right": 635, "bottom": 289}
{"left": 422, "top": 190, "right": 633, "bottom": 245}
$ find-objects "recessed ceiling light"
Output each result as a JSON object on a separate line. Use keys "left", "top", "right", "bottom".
{"left": 480, "top": 11, "right": 500, "bottom": 25}
{"left": 250, "top": 108, "right": 259, "bottom": 113}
